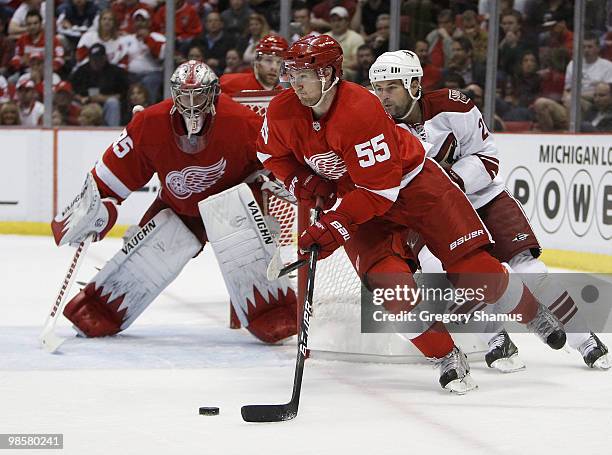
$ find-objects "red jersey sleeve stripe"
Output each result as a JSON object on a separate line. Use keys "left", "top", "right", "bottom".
{"left": 94, "top": 160, "right": 132, "bottom": 200}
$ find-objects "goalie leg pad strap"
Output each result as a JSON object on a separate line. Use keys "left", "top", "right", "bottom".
{"left": 63, "top": 209, "right": 201, "bottom": 337}
{"left": 199, "top": 183, "right": 297, "bottom": 343}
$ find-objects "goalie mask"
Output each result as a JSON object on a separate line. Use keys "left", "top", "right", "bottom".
{"left": 170, "top": 60, "right": 220, "bottom": 154}
{"left": 369, "top": 50, "right": 423, "bottom": 119}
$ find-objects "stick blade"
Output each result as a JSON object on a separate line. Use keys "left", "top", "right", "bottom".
{"left": 39, "top": 330, "right": 65, "bottom": 354}
{"left": 266, "top": 247, "right": 284, "bottom": 281}
{"left": 241, "top": 403, "right": 297, "bottom": 423}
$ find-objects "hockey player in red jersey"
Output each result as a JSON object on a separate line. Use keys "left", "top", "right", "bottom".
{"left": 369, "top": 50, "right": 609, "bottom": 371}
{"left": 51, "top": 60, "right": 298, "bottom": 344}
{"left": 220, "top": 34, "right": 288, "bottom": 95}
{"left": 257, "top": 35, "right": 568, "bottom": 393}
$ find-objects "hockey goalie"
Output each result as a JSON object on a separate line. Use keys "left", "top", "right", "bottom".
{"left": 50, "top": 60, "right": 297, "bottom": 344}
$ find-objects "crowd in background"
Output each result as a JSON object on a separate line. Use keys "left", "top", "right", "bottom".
{"left": 0, "top": 0, "right": 612, "bottom": 132}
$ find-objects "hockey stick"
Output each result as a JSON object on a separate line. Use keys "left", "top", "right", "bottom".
{"left": 266, "top": 249, "right": 307, "bottom": 280}
{"left": 242, "top": 207, "right": 322, "bottom": 422}
{"left": 39, "top": 235, "right": 93, "bottom": 353}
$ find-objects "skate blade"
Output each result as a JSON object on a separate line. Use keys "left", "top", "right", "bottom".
{"left": 490, "top": 354, "right": 526, "bottom": 373}
{"left": 444, "top": 374, "right": 478, "bottom": 395}
{"left": 593, "top": 354, "right": 611, "bottom": 370}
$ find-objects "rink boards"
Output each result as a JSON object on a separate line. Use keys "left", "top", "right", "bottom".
{"left": 0, "top": 127, "right": 610, "bottom": 271}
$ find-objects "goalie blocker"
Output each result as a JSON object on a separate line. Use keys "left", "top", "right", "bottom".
{"left": 63, "top": 184, "right": 297, "bottom": 343}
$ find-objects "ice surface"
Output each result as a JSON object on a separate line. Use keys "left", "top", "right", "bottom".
{"left": 1, "top": 236, "right": 610, "bottom": 455}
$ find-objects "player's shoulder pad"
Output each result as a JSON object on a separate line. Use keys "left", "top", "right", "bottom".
{"left": 216, "top": 92, "right": 262, "bottom": 121}
{"left": 126, "top": 98, "right": 173, "bottom": 139}
{"left": 219, "top": 72, "right": 246, "bottom": 92}
{"left": 333, "top": 81, "right": 390, "bottom": 126}
{"left": 266, "top": 88, "right": 302, "bottom": 120}
{"left": 422, "top": 88, "right": 475, "bottom": 119}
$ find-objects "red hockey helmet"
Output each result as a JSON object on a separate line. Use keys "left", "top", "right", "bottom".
{"left": 256, "top": 33, "right": 289, "bottom": 57}
{"left": 283, "top": 34, "right": 343, "bottom": 78}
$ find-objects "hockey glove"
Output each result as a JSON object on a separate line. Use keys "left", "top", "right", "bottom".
{"left": 298, "top": 211, "right": 355, "bottom": 260}
{"left": 285, "top": 168, "right": 337, "bottom": 210}
{"left": 51, "top": 173, "right": 118, "bottom": 246}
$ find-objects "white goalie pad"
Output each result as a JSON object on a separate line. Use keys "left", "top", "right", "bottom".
{"left": 199, "top": 183, "right": 293, "bottom": 327}
{"left": 82, "top": 209, "right": 201, "bottom": 330}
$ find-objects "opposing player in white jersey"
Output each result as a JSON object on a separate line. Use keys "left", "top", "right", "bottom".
{"left": 369, "top": 50, "right": 609, "bottom": 370}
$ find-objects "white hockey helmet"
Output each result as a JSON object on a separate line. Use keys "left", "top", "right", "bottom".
{"left": 369, "top": 50, "right": 423, "bottom": 91}
{"left": 170, "top": 60, "right": 220, "bottom": 139}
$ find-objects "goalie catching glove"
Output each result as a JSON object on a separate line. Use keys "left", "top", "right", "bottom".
{"left": 285, "top": 168, "right": 337, "bottom": 210}
{"left": 51, "top": 173, "right": 118, "bottom": 246}
{"left": 298, "top": 210, "right": 355, "bottom": 259}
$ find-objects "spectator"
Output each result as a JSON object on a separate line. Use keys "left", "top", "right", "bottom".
{"left": 582, "top": 82, "right": 612, "bottom": 132}
{"left": 510, "top": 50, "right": 542, "bottom": 110}
{"left": 426, "top": 9, "right": 458, "bottom": 68}
{"left": 414, "top": 39, "right": 442, "bottom": 90}
{"left": 459, "top": 10, "right": 487, "bottom": 64}
{"left": 123, "top": 81, "right": 148, "bottom": 124}
{"left": 8, "top": 0, "right": 45, "bottom": 39}
{"left": 290, "top": 1, "right": 319, "bottom": 42}
{"left": 563, "top": 32, "right": 612, "bottom": 108}
{"left": 538, "top": 8, "right": 573, "bottom": 64}
{"left": 239, "top": 13, "right": 271, "bottom": 65}
{"left": 0, "top": 100, "right": 20, "bottom": 125}
{"left": 535, "top": 31, "right": 612, "bottom": 132}
{"left": 9, "top": 10, "right": 65, "bottom": 78}
{"left": 186, "top": 44, "right": 205, "bottom": 62}
{"left": 221, "top": 0, "right": 254, "bottom": 42}
{"left": 311, "top": 0, "right": 356, "bottom": 30}
{"left": 220, "top": 33, "right": 287, "bottom": 94}
{"left": 442, "top": 71, "right": 466, "bottom": 89}
{"left": 223, "top": 48, "right": 248, "bottom": 74}
{"left": 352, "top": 43, "right": 375, "bottom": 87}
{"left": 538, "top": 46, "right": 570, "bottom": 102}
{"left": 498, "top": 10, "right": 535, "bottom": 78}
{"left": 56, "top": 0, "right": 99, "bottom": 50}
{"left": 78, "top": 102, "right": 103, "bottom": 126}
{"left": 52, "top": 108, "right": 65, "bottom": 126}
{"left": 324, "top": 6, "right": 364, "bottom": 80}
{"left": 248, "top": 0, "right": 281, "bottom": 32}
{"left": 191, "top": 12, "right": 235, "bottom": 74}
{"left": 15, "top": 77, "right": 43, "bottom": 126}
{"left": 111, "top": 0, "right": 153, "bottom": 34}
{"left": 70, "top": 43, "right": 129, "bottom": 126}
{"left": 122, "top": 9, "right": 165, "bottom": 103}
{"left": 444, "top": 36, "right": 486, "bottom": 87}
{"left": 153, "top": 0, "right": 202, "bottom": 55}
{"left": 0, "top": 14, "right": 15, "bottom": 76}
{"left": 350, "top": 0, "right": 389, "bottom": 35}
{"left": 76, "top": 9, "right": 126, "bottom": 69}
{"left": 524, "top": 0, "right": 573, "bottom": 38}
{"left": 22, "top": 52, "right": 61, "bottom": 99}
{"left": 0, "top": 72, "right": 8, "bottom": 102}
{"left": 365, "top": 13, "right": 412, "bottom": 58}
{"left": 464, "top": 82, "right": 505, "bottom": 130}
{"left": 53, "top": 80, "right": 81, "bottom": 126}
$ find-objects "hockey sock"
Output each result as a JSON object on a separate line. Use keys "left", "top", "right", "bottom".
{"left": 410, "top": 322, "right": 455, "bottom": 359}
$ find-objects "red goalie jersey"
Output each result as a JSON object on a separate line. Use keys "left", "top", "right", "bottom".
{"left": 92, "top": 94, "right": 263, "bottom": 217}
{"left": 257, "top": 81, "right": 427, "bottom": 225}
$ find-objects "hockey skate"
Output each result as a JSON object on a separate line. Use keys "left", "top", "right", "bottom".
{"left": 431, "top": 346, "right": 478, "bottom": 394}
{"left": 485, "top": 330, "right": 526, "bottom": 373}
{"left": 578, "top": 333, "right": 610, "bottom": 370}
{"left": 526, "top": 303, "right": 566, "bottom": 350}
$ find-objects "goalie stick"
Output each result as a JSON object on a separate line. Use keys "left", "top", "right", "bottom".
{"left": 242, "top": 206, "right": 322, "bottom": 423}
{"left": 39, "top": 235, "right": 93, "bottom": 353}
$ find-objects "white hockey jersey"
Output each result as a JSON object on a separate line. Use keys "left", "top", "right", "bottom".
{"left": 398, "top": 88, "right": 504, "bottom": 209}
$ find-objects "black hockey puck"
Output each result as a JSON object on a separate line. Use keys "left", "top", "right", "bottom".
{"left": 199, "top": 406, "right": 220, "bottom": 416}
